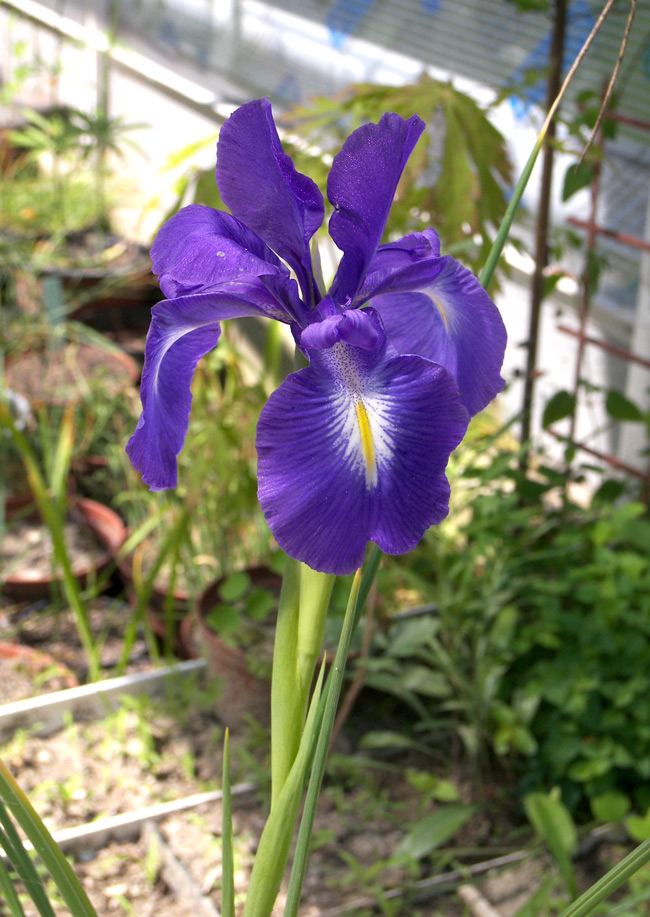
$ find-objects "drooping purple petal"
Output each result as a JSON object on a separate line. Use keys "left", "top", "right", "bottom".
{"left": 127, "top": 287, "right": 290, "bottom": 490}
{"left": 364, "top": 255, "right": 507, "bottom": 416}
{"left": 256, "top": 312, "right": 469, "bottom": 574}
{"left": 328, "top": 112, "right": 425, "bottom": 305}
{"left": 151, "top": 205, "right": 289, "bottom": 299}
{"left": 216, "top": 99, "right": 324, "bottom": 302}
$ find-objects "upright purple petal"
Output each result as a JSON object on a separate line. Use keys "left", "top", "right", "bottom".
{"left": 151, "top": 205, "right": 288, "bottom": 299}
{"left": 216, "top": 99, "right": 324, "bottom": 301}
{"left": 328, "top": 112, "right": 425, "bottom": 305}
{"left": 127, "top": 287, "right": 288, "bottom": 490}
{"left": 256, "top": 312, "right": 468, "bottom": 574}
{"left": 363, "top": 254, "right": 507, "bottom": 417}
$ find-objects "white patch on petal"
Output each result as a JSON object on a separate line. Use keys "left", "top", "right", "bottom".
{"left": 327, "top": 343, "right": 395, "bottom": 490}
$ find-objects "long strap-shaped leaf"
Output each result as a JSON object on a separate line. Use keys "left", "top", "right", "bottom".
{"left": 479, "top": 0, "right": 620, "bottom": 292}
{"left": 558, "top": 838, "right": 650, "bottom": 917}
{"left": 242, "top": 662, "right": 327, "bottom": 917}
{"left": 221, "top": 729, "right": 235, "bottom": 917}
{"left": 283, "top": 546, "right": 382, "bottom": 917}
{"left": 0, "top": 849, "right": 27, "bottom": 917}
{"left": 0, "top": 807, "right": 55, "bottom": 917}
{"left": 0, "top": 760, "right": 98, "bottom": 917}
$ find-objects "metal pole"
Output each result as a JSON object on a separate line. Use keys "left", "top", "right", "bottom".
{"left": 520, "top": 0, "right": 568, "bottom": 450}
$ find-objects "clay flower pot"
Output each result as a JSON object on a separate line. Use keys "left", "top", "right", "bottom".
{"left": 2, "top": 494, "right": 127, "bottom": 601}
{"left": 180, "top": 566, "right": 282, "bottom": 727}
{"left": 4, "top": 341, "right": 139, "bottom": 408}
{"left": 0, "top": 642, "right": 79, "bottom": 704}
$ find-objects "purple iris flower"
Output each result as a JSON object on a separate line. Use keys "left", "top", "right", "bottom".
{"left": 127, "top": 99, "right": 506, "bottom": 574}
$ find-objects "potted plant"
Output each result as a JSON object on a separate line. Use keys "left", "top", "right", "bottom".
{"left": 181, "top": 566, "right": 282, "bottom": 727}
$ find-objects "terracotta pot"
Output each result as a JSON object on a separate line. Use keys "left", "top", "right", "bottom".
{"left": 4, "top": 341, "right": 139, "bottom": 408}
{"left": 181, "top": 566, "right": 282, "bottom": 727}
{"left": 2, "top": 494, "right": 127, "bottom": 601}
{"left": 0, "top": 642, "right": 79, "bottom": 704}
{"left": 117, "top": 542, "right": 192, "bottom": 655}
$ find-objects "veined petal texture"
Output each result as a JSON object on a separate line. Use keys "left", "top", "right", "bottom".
{"left": 328, "top": 112, "right": 425, "bottom": 304}
{"left": 216, "top": 98, "right": 324, "bottom": 300}
{"left": 127, "top": 287, "right": 290, "bottom": 490}
{"left": 151, "top": 205, "right": 289, "bottom": 299}
{"left": 367, "top": 255, "right": 507, "bottom": 416}
{"left": 256, "top": 313, "right": 469, "bottom": 574}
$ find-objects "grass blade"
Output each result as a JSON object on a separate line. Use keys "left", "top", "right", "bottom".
{"left": 0, "top": 760, "right": 98, "bottom": 917}
{"left": 221, "top": 729, "right": 235, "bottom": 917}
{"left": 0, "top": 848, "right": 28, "bottom": 917}
{"left": 559, "top": 838, "right": 650, "bottom": 917}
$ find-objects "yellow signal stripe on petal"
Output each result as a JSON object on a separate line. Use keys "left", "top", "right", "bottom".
{"left": 355, "top": 400, "right": 377, "bottom": 487}
{"left": 431, "top": 295, "right": 449, "bottom": 331}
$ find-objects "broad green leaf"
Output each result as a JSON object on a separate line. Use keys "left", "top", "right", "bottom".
{"left": 591, "top": 792, "right": 631, "bottom": 823}
{"left": 626, "top": 808, "right": 650, "bottom": 842}
{"left": 359, "top": 731, "right": 436, "bottom": 757}
{"left": 542, "top": 390, "right": 576, "bottom": 428}
{"left": 394, "top": 804, "right": 476, "bottom": 862}
{"left": 524, "top": 791, "right": 578, "bottom": 897}
{"left": 562, "top": 160, "right": 596, "bottom": 202}
{"left": 388, "top": 617, "right": 438, "bottom": 657}
{"left": 218, "top": 571, "right": 251, "bottom": 602}
{"left": 246, "top": 588, "right": 275, "bottom": 621}
{"left": 399, "top": 664, "right": 452, "bottom": 698}
{"left": 605, "top": 390, "right": 644, "bottom": 422}
{"left": 206, "top": 604, "right": 240, "bottom": 635}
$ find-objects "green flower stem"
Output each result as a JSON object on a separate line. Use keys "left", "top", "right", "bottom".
{"left": 559, "top": 838, "right": 650, "bottom": 917}
{"left": 284, "top": 546, "right": 382, "bottom": 917}
{"left": 243, "top": 664, "right": 326, "bottom": 917}
{"left": 270, "top": 557, "right": 333, "bottom": 807}
{"left": 0, "top": 760, "right": 98, "bottom": 917}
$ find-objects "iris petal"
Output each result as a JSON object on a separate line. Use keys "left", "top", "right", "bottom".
{"left": 256, "top": 315, "right": 468, "bottom": 574}
{"left": 328, "top": 112, "right": 425, "bottom": 304}
{"left": 365, "top": 255, "right": 507, "bottom": 417}
{"left": 151, "top": 205, "right": 288, "bottom": 299}
{"left": 216, "top": 98, "right": 324, "bottom": 301}
{"left": 127, "top": 287, "right": 290, "bottom": 490}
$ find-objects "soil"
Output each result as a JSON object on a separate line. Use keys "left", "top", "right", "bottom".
{"left": 2, "top": 513, "right": 106, "bottom": 581}
{"left": 0, "top": 643, "right": 78, "bottom": 703}
{"left": 1, "top": 597, "right": 150, "bottom": 682}
{"left": 0, "top": 655, "right": 540, "bottom": 917}
{"left": 5, "top": 342, "right": 138, "bottom": 405}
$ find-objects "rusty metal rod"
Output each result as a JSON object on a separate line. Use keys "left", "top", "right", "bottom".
{"left": 567, "top": 218, "right": 650, "bottom": 254}
{"left": 547, "top": 428, "right": 650, "bottom": 480}
{"left": 557, "top": 324, "right": 650, "bottom": 371}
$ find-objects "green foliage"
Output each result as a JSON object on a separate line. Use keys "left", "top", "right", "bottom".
{"left": 543, "top": 390, "right": 576, "bottom": 428}
{"left": 373, "top": 433, "right": 650, "bottom": 815}
{"left": 562, "top": 159, "right": 596, "bottom": 202}
{"left": 281, "top": 74, "right": 513, "bottom": 283}
{"left": 393, "top": 803, "right": 476, "bottom": 862}
{"left": 524, "top": 790, "right": 578, "bottom": 897}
